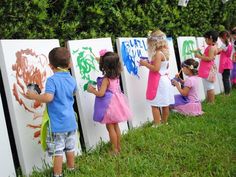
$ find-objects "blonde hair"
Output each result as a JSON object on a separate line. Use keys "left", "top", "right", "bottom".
{"left": 147, "top": 29, "right": 169, "bottom": 60}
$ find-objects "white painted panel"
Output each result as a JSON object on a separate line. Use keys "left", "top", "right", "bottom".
{"left": 0, "top": 95, "right": 16, "bottom": 177}
{"left": 116, "top": 37, "right": 179, "bottom": 127}
{"left": 0, "top": 40, "right": 81, "bottom": 176}
{"left": 67, "top": 38, "right": 128, "bottom": 150}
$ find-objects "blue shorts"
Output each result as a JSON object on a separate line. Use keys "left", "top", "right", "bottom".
{"left": 46, "top": 129, "right": 77, "bottom": 156}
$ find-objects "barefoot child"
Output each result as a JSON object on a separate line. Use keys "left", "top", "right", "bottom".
{"left": 26, "top": 47, "right": 78, "bottom": 177}
{"left": 87, "top": 51, "right": 132, "bottom": 154}
{"left": 140, "top": 29, "right": 174, "bottom": 127}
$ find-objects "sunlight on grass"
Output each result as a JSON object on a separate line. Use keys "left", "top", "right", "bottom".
{"left": 29, "top": 90, "right": 236, "bottom": 177}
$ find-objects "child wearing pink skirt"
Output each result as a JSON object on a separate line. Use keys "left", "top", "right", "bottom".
{"left": 171, "top": 59, "right": 203, "bottom": 116}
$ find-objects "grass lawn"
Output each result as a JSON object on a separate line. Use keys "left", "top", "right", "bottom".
{"left": 30, "top": 89, "right": 236, "bottom": 177}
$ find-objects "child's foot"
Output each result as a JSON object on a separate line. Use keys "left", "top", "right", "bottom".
{"left": 109, "top": 148, "right": 119, "bottom": 156}
{"left": 151, "top": 123, "right": 162, "bottom": 128}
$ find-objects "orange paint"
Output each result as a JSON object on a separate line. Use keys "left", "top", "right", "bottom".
{"left": 12, "top": 48, "right": 52, "bottom": 142}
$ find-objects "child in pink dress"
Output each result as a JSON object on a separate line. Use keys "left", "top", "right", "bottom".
{"left": 218, "top": 30, "right": 233, "bottom": 95}
{"left": 195, "top": 30, "right": 218, "bottom": 103}
{"left": 171, "top": 59, "right": 203, "bottom": 116}
{"left": 87, "top": 52, "right": 131, "bottom": 154}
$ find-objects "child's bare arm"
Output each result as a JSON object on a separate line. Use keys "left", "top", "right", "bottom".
{"left": 87, "top": 78, "right": 109, "bottom": 97}
{"left": 25, "top": 91, "right": 54, "bottom": 103}
{"left": 140, "top": 52, "right": 162, "bottom": 72}
{"left": 195, "top": 46, "right": 217, "bottom": 61}
{"left": 172, "top": 80, "right": 190, "bottom": 96}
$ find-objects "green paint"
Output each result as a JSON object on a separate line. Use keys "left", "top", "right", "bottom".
{"left": 182, "top": 40, "right": 195, "bottom": 60}
{"left": 72, "top": 47, "right": 98, "bottom": 91}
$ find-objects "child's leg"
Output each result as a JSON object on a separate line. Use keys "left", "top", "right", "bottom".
{"left": 207, "top": 89, "right": 215, "bottom": 103}
{"left": 106, "top": 123, "right": 119, "bottom": 153}
{"left": 65, "top": 130, "right": 76, "bottom": 170}
{"left": 161, "top": 106, "right": 169, "bottom": 123}
{"left": 65, "top": 151, "right": 75, "bottom": 169}
{"left": 53, "top": 156, "right": 63, "bottom": 176}
{"left": 114, "top": 123, "right": 121, "bottom": 152}
{"left": 222, "top": 69, "right": 231, "bottom": 95}
{"left": 151, "top": 106, "right": 161, "bottom": 125}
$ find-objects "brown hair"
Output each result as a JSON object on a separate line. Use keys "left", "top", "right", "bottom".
{"left": 99, "top": 52, "right": 121, "bottom": 79}
{"left": 182, "top": 58, "right": 199, "bottom": 75}
{"left": 219, "top": 30, "right": 230, "bottom": 46}
{"left": 48, "top": 47, "right": 71, "bottom": 68}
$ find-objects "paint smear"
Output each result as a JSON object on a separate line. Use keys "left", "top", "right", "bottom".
{"left": 120, "top": 39, "right": 148, "bottom": 78}
{"left": 11, "top": 48, "right": 52, "bottom": 141}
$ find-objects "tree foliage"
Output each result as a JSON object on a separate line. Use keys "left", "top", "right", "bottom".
{"left": 0, "top": 0, "right": 235, "bottom": 47}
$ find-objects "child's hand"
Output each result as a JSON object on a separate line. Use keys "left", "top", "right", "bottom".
{"left": 175, "top": 74, "right": 180, "bottom": 78}
{"left": 87, "top": 84, "right": 96, "bottom": 93}
{"left": 171, "top": 79, "right": 179, "bottom": 87}
{"left": 25, "top": 90, "right": 37, "bottom": 100}
{"left": 194, "top": 53, "right": 201, "bottom": 59}
{"left": 95, "top": 57, "right": 100, "bottom": 62}
{"left": 139, "top": 59, "right": 148, "bottom": 66}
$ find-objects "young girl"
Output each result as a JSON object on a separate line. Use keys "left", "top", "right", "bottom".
{"left": 140, "top": 29, "right": 174, "bottom": 127}
{"left": 87, "top": 52, "right": 131, "bottom": 154}
{"left": 230, "top": 27, "right": 236, "bottom": 88}
{"left": 218, "top": 30, "right": 233, "bottom": 95}
{"left": 195, "top": 30, "right": 218, "bottom": 103}
{"left": 171, "top": 59, "right": 203, "bottom": 116}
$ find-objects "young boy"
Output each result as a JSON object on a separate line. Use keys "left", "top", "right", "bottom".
{"left": 26, "top": 47, "right": 78, "bottom": 177}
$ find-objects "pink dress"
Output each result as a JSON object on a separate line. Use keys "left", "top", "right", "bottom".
{"left": 101, "top": 78, "right": 132, "bottom": 124}
{"left": 218, "top": 43, "right": 233, "bottom": 73}
{"left": 198, "top": 46, "right": 215, "bottom": 78}
{"left": 173, "top": 76, "right": 203, "bottom": 116}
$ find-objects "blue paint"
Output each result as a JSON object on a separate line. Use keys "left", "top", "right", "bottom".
{"left": 121, "top": 42, "right": 139, "bottom": 77}
{"left": 129, "top": 39, "right": 147, "bottom": 50}
{"left": 121, "top": 39, "right": 149, "bottom": 78}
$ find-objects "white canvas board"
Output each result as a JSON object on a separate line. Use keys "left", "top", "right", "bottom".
{"left": 0, "top": 95, "right": 16, "bottom": 177}
{"left": 0, "top": 40, "right": 81, "bottom": 176}
{"left": 196, "top": 37, "right": 222, "bottom": 94}
{"left": 116, "top": 37, "right": 179, "bottom": 128}
{"left": 67, "top": 38, "right": 129, "bottom": 151}
{"left": 177, "top": 37, "right": 206, "bottom": 101}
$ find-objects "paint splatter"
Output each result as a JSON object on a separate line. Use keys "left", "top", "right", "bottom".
{"left": 182, "top": 40, "right": 195, "bottom": 60}
{"left": 11, "top": 48, "right": 52, "bottom": 141}
{"left": 72, "top": 47, "right": 98, "bottom": 91}
{"left": 120, "top": 39, "right": 147, "bottom": 78}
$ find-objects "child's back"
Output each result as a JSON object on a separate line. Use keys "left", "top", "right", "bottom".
{"left": 46, "top": 71, "right": 77, "bottom": 132}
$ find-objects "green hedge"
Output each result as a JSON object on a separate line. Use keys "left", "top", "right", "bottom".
{"left": 0, "top": 0, "right": 235, "bottom": 47}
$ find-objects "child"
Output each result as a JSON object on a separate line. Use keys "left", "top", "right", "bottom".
{"left": 230, "top": 27, "right": 236, "bottom": 88}
{"left": 25, "top": 47, "right": 78, "bottom": 177}
{"left": 87, "top": 51, "right": 131, "bottom": 155}
{"left": 140, "top": 29, "right": 174, "bottom": 127}
{"left": 171, "top": 59, "right": 203, "bottom": 116}
{"left": 218, "top": 30, "right": 233, "bottom": 95}
{"left": 195, "top": 30, "right": 218, "bottom": 103}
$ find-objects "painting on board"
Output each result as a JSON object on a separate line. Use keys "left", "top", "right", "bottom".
{"left": 116, "top": 37, "right": 151, "bottom": 128}
{"left": 196, "top": 37, "right": 222, "bottom": 94}
{"left": 67, "top": 38, "right": 129, "bottom": 150}
{"left": 0, "top": 40, "right": 81, "bottom": 176}
{"left": 177, "top": 37, "right": 206, "bottom": 101}
{"left": 0, "top": 94, "right": 16, "bottom": 177}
